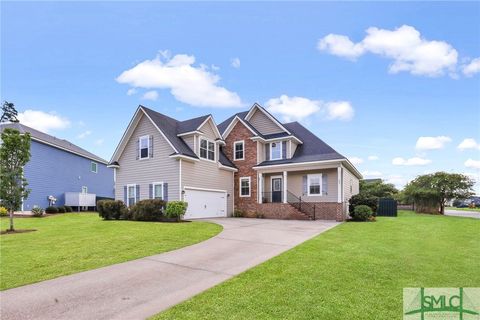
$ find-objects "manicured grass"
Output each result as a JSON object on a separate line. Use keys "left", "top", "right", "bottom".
{"left": 446, "top": 206, "right": 480, "bottom": 212}
{"left": 0, "top": 213, "right": 221, "bottom": 290}
{"left": 154, "top": 211, "right": 480, "bottom": 319}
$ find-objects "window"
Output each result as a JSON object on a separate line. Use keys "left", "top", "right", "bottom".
{"left": 307, "top": 174, "right": 322, "bottom": 196}
{"left": 153, "top": 183, "right": 163, "bottom": 200}
{"left": 82, "top": 186, "right": 88, "bottom": 194}
{"left": 234, "top": 141, "right": 244, "bottom": 160}
{"left": 200, "top": 138, "right": 215, "bottom": 161}
{"left": 128, "top": 185, "right": 136, "bottom": 206}
{"left": 240, "top": 177, "right": 251, "bottom": 197}
{"left": 91, "top": 162, "right": 98, "bottom": 173}
{"left": 270, "top": 142, "right": 282, "bottom": 160}
{"left": 139, "top": 135, "right": 150, "bottom": 159}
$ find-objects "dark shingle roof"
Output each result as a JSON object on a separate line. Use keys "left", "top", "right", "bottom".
{"left": 0, "top": 122, "right": 108, "bottom": 163}
{"left": 255, "top": 121, "right": 345, "bottom": 166}
{"left": 141, "top": 106, "right": 236, "bottom": 168}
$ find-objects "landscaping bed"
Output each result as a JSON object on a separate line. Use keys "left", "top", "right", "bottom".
{"left": 0, "top": 213, "right": 222, "bottom": 290}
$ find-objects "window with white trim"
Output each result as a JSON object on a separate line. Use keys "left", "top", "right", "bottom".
{"left": 270, "top": 142, "right": 282, "bottom": 160}
{"left": 91, "top": 162, "right": 98, "bottom": 173}
{"left": 139, "top": 135, "right": 150, "bottom": 159}
{"left": 307, "top": 174, "right": 322, "bottom": 196}
{"left": 128, "top": 185, "right": 136, "bottom": 206}
{"left": 234, "top": 141, "right": 244, "bottom": 160}
{"left": 200, "top": 138, "right": 215, "bottom": 161}
{"left": 153, "top": 183, "right": 163, "bottom": 200}
{"left": 240, "top": 177, "right": 251, "bottom": 197}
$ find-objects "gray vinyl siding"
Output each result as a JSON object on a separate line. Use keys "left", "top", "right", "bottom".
{"left": 181, "top": 160, "right": 234, "bottom": 215}
{"left": 257, "top": 142, "right": 265, "bottom": 163}
{"left": 115, "top": 114, "right": 180, "bottom": 202}
{"left": 249, "top": 109, "right": 284, "bottom": 135}
{"left": 343, "top": 167, "right": 359, "bottom": 202}
{"left": 183, "top": 135, "right": 195, "bottom": 153}
{"left": 199, "top": 120, "right": 217, "bottom": 139}
{"left": 291, "top": 141, "right": 299, "bottom": 157}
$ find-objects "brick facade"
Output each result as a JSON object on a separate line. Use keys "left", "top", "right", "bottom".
{"left": 224, "top": 120, "right": 346, "bottom": 222}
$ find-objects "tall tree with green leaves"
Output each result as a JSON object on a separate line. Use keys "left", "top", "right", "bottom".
{"left": 360, "top": 180, "right": 398, "bottom": 198}
{"left": 0, "top": 128, "right": 31, "bottom": 231}
{"left": 0, "top": 101, "right": 19, "bottom": 123}
{"left": 404, "top": 172, "right": 475, "bottom": 214}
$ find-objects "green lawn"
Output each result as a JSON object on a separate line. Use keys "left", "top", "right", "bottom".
{"left": 154, "top": 211, "right": 480, "bottom": 319}
{"left": 0, "top": 213, "right": 222, "bottom": 290}
{"left": 446, "top": 206, "right": 480, "bottom": 212}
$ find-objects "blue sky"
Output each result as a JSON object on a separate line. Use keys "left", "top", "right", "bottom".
{"left": 2, "top": 2, "right": 479, "bottom": 191}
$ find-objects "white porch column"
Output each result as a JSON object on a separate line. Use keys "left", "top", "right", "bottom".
{"left": 258, "top": 173, "right": 263, "bottom": 204}
{"left": 283, "top": 171, "right": 287, "bottom": 203}
{"left": 337, "top": 166, "right": 342, "bottom": 203}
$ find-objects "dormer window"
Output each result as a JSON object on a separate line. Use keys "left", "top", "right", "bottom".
{"left": 270, "top": 142, "right": 282, "bottom": 160}
{"left": 200, "top": 138, "right": 215, "bottom": 161}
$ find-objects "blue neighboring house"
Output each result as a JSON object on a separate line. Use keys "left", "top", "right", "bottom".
{"left": 0, "top": 123, "right": 114, "bottom": 211}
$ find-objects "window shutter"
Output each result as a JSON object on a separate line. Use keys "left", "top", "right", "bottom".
{"left": 123, "top": 186, "right": 127, "bottom": 204}
{"left": 149, "top": 135, "right": 154, "bottom": 158}
{"left": 163, "top": 183, "right": 168, "bottom": 201}
{"left": 282, "top": 141, "right": 287, "bottom": 159}
{"left": 265, "top": 144, "right": 270, "bottom": 161}
{"left": 136, "top": 138, "right": 139, "bottom": 160}
{"left": 149, "top": 184, "right": 153, "bottom": 199}
{"left": 136, "top": 185, "right": 140, "bottom": 202}
{"left": 302, "top": 176, "right": 307, "bottom": 195}
{"left": 322, "top": 174, "right": 328, "bottom": 195}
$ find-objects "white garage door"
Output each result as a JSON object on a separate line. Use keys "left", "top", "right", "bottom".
{"left": 183, "top": 188, "right": 227, "bottom": 219}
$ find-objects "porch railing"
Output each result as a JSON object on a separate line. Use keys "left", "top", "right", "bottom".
{"left": 286, "top": 191, "right": 316, "bottom": 220}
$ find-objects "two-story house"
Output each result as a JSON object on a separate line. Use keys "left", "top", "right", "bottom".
{"left": 109, "top": 104, "right": 361, "bottom": 221}
{"left": 0, "top": 123, "right": 114, "bottom": 211}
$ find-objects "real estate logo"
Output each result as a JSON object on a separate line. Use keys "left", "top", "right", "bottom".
{"left": 404, "top": 288, "right": 480, "bottom": 320}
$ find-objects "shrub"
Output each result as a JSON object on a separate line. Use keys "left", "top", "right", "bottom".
{"left": 64, "top": 205, "right": 73, "bottom": 212}
{"left": 97, "top": 200, "right": 128, "bottom": 220}
{"left": 351, "top": 205, "right": 373, "bottom": 221}
{"left": 255, "top": 211, "right": 265, "bottom": 219}
{"left": 233, "top": 209, "right": 245, "bottom": 217}
{"left": 349, "top": 194, "right": 378, "bottom": 215}
{"left": 31, "top": 207, "right": 44, "bottom": 217}
{"left": 130, "top": 199, "right": 166, "bottom": 221}
{"left": 57, "top": 206, "right": 66, "bottom": 213}
{"left": 0, "top": 207, "right": 7, "bottom": 216}
{"left": 165, "top": 201, "right": 188, "bottom": 221}
{"left": 45, "top": 206, "right": 59, "bottom": 214}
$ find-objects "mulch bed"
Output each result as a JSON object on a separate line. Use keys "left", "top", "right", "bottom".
{"left": 1, "top": 229, "right": 37, "bottom": 235}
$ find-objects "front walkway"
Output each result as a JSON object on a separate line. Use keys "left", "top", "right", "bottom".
{"left": 0, "top": 218, "right": 340, "bottom": 320}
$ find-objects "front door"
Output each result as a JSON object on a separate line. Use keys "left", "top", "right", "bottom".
{"left": 271, "top": 177, "right": 282, "bottom": 203}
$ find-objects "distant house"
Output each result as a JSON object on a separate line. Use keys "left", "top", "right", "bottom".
{"left": 0, "top": 123, "right": 114, "bottom": 211}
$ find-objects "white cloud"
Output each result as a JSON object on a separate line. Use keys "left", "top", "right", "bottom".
{"left": 349, "top": 157, "right": 364, "bottom": 165}
{"left": 77, "top": 130, "right": 92, "bottom": 139}
{"left": 127, "top": 88, "right": 137, "bottom": 96}
{"left": 368, "top": 155, "right": 379, "bottom": 161}
{"left": 142, "top": 90, "right": 159, "bottom": 101}
{"left": 385, "top": 174, "right": 407, "bottom": 187}
{"left": 392, "top": 157, "right": 432, "bottom": 166}
{"left": 265, "top": 95, "right": 354, "bottom": 122}
{"left": 362, "top": 170, "right": 383, "bottom": 177}
{"left": 231, "top": 57, "right": 241, "bottom": 68}
{"left": 116, "top": 51, "right": 243, "bottom": 108}
{"left": 458, "top": 138, "right": 480, "bottom": 151}
{"left": 415, "top": 136, "right": 451, "bottom": 150}
{"left": 95, "top": 139, "right": 104, "bottom": 146}
{"left": 462, "top": 57, "right": 480, "bottom": 76}
{"left": 325, "top": 101, "right": 354, "bottom": 121}
{"left": 318, "top": 25, "right": 458, "bottom": 77}
{"left": 465, "top": 159, "right": 480, "bottom": 169}
{"left": 17, "top": 110, "right": 70, "bottom": 133}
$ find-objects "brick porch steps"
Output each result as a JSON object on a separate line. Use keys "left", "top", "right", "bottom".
{"left": 249, "top": 203, "right": 311, "bottom": 220}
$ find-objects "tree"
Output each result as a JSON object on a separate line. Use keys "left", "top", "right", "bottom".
{"left": 403, "top": 172, "right": 474, "bottom": 215}
{"left": 0, "top": 101, "right": 19, "bottom": 123}
{"left": 0, "top": 128, "right": 31, "bottom": 231}
{"left": 360, "top": 179, "right": 398, "bottom": 198}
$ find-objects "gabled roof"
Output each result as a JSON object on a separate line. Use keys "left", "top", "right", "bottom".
{"left": 244, "top": 103, "right": 291, "bottom": 135}
{"left": 0, "top": 122, "right": 108, "bottom": 164}
{"left": 110, "top": 106, "right": 236, "bottom": 169}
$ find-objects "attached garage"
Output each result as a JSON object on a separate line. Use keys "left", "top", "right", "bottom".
{"left": 183, "top": 188, "right": 227, "bottom": 219}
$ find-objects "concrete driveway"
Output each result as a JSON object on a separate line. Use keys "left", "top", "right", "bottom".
{"left": 445, "top": 209, "right": 480, "bottom": 219}
{"left": 0, "top": 218, "right": 340, "bottom": 320}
